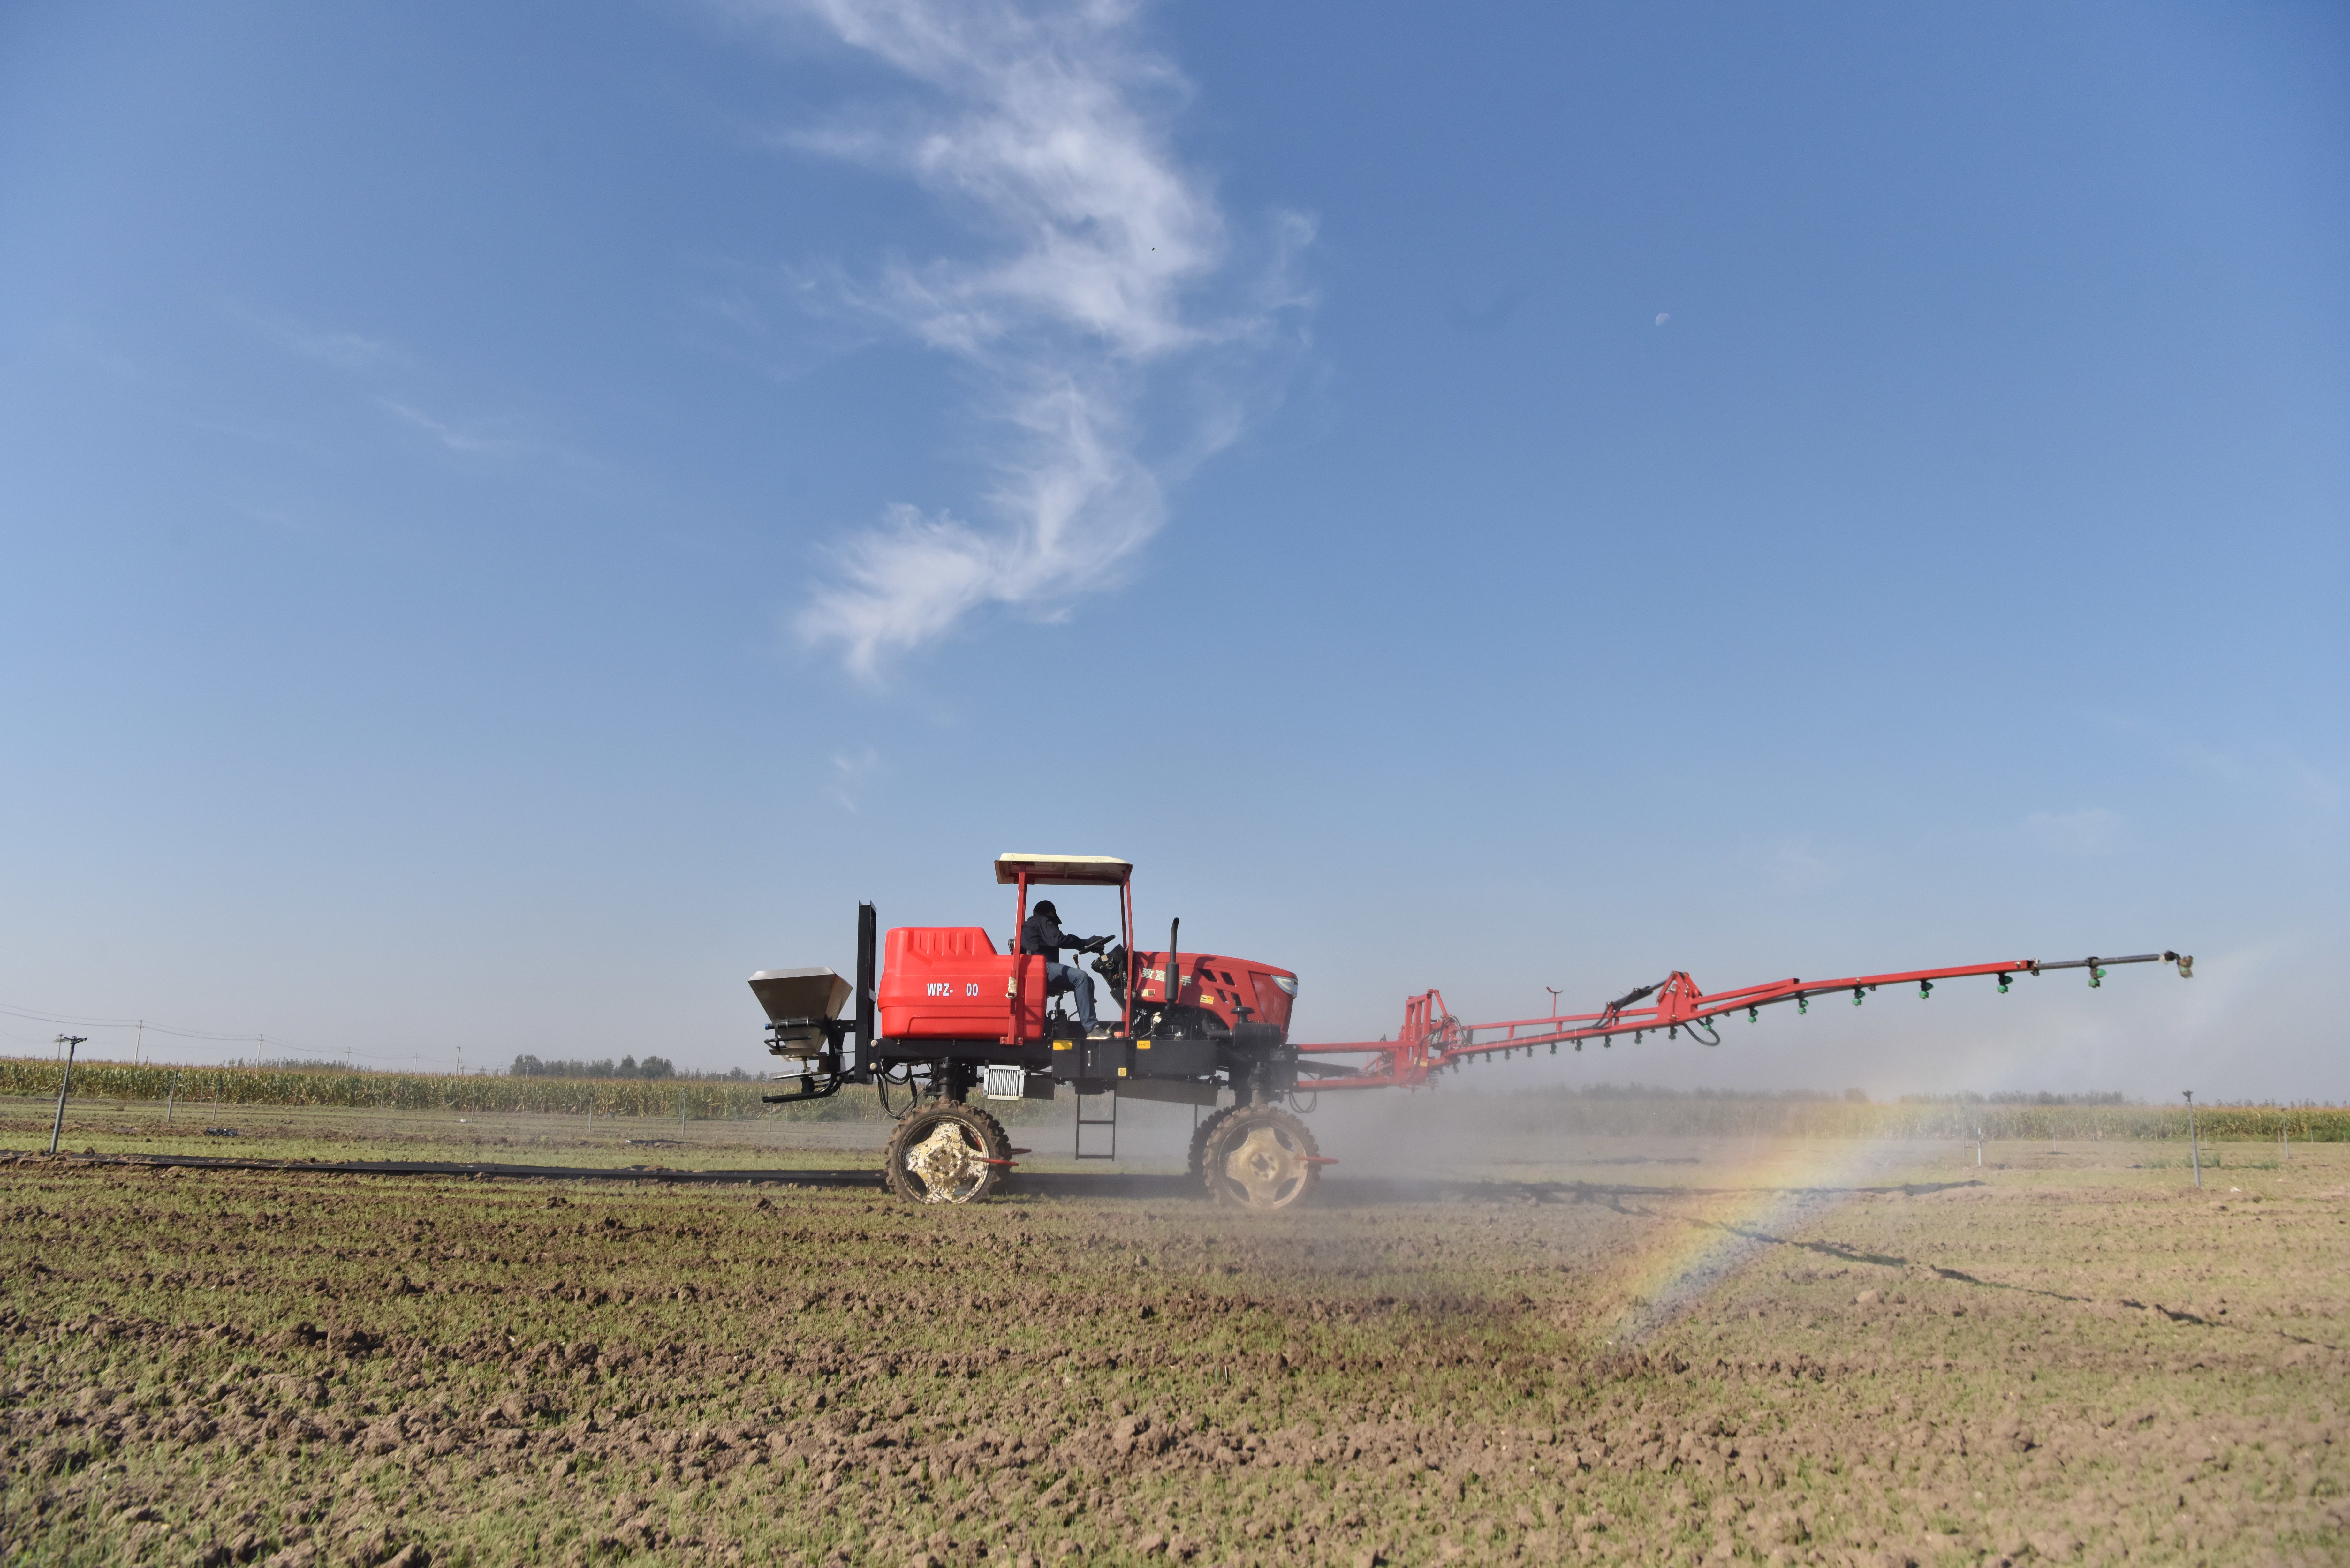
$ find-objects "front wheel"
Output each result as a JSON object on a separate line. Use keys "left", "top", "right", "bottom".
{"left": 1186, "top": 1105, "right": 1237, "bottom": 1180}
{"left": 883, "top": 1103, "right": 1010, "bottom": 1204}
{"left": 1200, "top": 1106, "right": 1320, "bottom": 1211}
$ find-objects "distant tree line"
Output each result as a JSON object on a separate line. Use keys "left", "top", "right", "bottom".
{"left": 509, "top": 1054, "right": 676, "bottom": 1080}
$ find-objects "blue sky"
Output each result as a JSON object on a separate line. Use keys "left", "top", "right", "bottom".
{"left": 3, "top": 1, "right": 2343, "bottom": 1098}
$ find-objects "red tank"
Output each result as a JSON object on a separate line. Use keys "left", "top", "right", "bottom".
{"left": 874, "top": 926, "right": 1043, "bottom": 1042}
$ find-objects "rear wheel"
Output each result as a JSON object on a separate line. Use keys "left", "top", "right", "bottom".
{"left": 1200, "top": 1106, "right": 1320, "bottom": 1211}
{"left": 883, "top": 1103, "right": 1011, "bottom": 1204}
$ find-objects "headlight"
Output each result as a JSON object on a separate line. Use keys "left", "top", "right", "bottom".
{"left": 1271, "top": 974, "right": 1298, "bottom": 998}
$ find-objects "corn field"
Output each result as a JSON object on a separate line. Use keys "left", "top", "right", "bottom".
{"left": 0, "top": 1059, "right": 876, "bottom": 1121}
{"left": 4, "top": 1056, "right": 2343, "bottom": 1140}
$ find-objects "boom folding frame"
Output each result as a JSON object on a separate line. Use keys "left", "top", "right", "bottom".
{"left": 1294, "top": 951, "right": 2194, "bottom": 1091}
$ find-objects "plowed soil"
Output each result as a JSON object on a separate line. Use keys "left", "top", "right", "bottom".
{"left": 3, "top": 1138, "right": 2344, "bottom": 1566}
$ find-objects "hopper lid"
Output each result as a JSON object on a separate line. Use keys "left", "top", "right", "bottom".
{"left": 748, "top": 967, "right": 853, "bottom": 1023}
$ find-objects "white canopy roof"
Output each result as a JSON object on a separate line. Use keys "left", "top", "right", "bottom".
{"left": 995, "top": 852, "right": 1132, "bottom": 887}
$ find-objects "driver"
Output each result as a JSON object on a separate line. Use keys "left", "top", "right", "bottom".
{"left": 1020, "top": 900, "right": 1106, "bottom": 1033}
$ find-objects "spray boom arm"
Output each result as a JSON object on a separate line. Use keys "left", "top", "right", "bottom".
{"left": 1294, "top": 950, "right": 2193, "bottom": 1091}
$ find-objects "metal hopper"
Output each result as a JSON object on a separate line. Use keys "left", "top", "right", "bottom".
{"left": 748, "top": 967, "right": 852, "bottom": 1059}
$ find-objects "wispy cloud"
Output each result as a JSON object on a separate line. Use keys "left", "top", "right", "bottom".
{"left": 234, "top": 305, "right": 401, "bottom": 371}
{"left": 281, "top": 327, "right": 393, "bottom": 370}
{"left": 239, "top": 306, "right": 550, "bottom": 463}
{"left": 1739, "top": 835, "right": 1853, "bottom": 892}
{"left": 378, "top": 399, "right": 518, "bottom": 456}
{"left": 742, "top": 0, "right": 1310, "bottom": 675}
{"left": 2026, "top": 806, "right": 2126, "bottom": 856}
{"left": 828, "top": 745, "right": 882, "bottom": 811}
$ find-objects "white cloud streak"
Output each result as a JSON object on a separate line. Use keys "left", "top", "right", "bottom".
{"left": 283, "top": 327, "right": 392, "bottom": 371}
{"left": 378, "top": 399, "right": 516, "bottom": 456}
{"left": 2026, "top": 807, "right": 2126, "bottom": 856}
{"left": 749, "top": 0, "right": 1308, "bottom": 675}
{"left": 232, "top": 304, "right": 401, "bottom": 371}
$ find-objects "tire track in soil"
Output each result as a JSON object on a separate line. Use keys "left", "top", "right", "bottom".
{"left": 4, "top": 1154, "right": 2345, "bottom": 1565}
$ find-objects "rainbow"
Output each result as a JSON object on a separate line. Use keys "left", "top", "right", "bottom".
{"left": 1592, "top": 1135, "right": 1921, "bottom": 1344}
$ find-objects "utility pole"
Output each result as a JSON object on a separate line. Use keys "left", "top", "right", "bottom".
{"left": 49, "top": 1036, "right": 86, "bottom": 1156}
{"left": 135, "top": 1019, "right": 144, "bottom": 1067}
{"left": 2183, "top": 1090, "right": 2200, "bottom": 1189}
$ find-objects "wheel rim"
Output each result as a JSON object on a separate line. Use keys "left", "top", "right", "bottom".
{"left": 899, "top": 1118, "right": 989, "bottom": 1203}
{"left": 1219, "top": 1121, "right": 1309, "bottom": 1209}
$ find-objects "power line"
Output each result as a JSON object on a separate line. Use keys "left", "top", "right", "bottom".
{"left": 0, "top": 1002, "right": 305, "bottom": 1045}
{"left": 0, "top": 1000, "right": 450, "bottom": 1067}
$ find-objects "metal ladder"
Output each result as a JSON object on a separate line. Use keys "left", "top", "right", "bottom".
{"left": 1074, "top": 1086, "right": 1118, "bottom": 1160}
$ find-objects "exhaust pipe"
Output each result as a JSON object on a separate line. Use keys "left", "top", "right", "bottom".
{"left": 855, "top": 901, "right": 877, "bottom": 1080}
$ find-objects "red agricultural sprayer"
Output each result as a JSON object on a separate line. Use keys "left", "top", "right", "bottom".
{"left": 748, "top": 854, "right": 2192, "bottom": 1211}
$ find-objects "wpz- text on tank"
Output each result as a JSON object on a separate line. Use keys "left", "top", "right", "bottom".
{"left": 925, "top": 982, "right": 980, "bottom": 998}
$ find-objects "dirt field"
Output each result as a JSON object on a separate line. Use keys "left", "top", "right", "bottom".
{"left": 3, "top": 1111, "right": 2344, "bottom": 1566}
